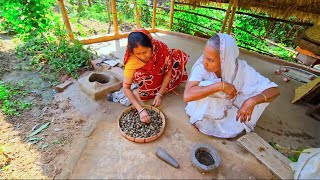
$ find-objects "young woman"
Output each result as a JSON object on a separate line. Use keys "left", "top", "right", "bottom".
{"left": 123, "top": 28, "right": 189, "bottom": 123}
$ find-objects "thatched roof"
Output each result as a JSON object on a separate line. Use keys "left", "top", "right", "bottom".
{"left": 295, "top": 20, "right": 320, "bottom": 55}
{"left": 305, "top": 24, "right": 320, "bottom": 45}
{"left": 177, "top": 0, "right": 320, "bottom": 23}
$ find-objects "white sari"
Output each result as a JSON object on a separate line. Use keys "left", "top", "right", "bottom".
{"left": 185, "top": 34, "right": 278, "bottom": 138}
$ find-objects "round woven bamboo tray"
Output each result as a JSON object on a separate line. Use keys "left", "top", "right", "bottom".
{"left": 118, "top": 105, "right": 166, "bottom": 143}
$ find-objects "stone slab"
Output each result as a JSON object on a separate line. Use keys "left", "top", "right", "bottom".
{"left": 78, "top": 71, "right": 122, "bottom": 100}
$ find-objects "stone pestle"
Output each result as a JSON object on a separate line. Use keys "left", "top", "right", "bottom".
{"left": 155, "top": 147, "right": 179, "bottom": 168}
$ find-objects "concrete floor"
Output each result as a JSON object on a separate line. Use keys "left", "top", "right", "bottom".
{"left": 64, "top": 33, "right": 319, "bottom": 179}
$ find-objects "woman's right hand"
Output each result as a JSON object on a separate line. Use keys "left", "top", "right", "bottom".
{"left": 221, "top": 82, "right": 237, "bottom": 99}
{"left": 139, "top": 109, "right": 151, "bottom": 123}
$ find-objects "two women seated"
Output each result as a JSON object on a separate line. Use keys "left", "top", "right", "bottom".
{"left": 122, "top": 28, "right": 280, "bottom": 138}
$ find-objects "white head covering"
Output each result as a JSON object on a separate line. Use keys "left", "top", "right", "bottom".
{"left": 191, "top": 33, "right": 239, "bottom": 84}
{"left": 218, "top": 33, "right": 239, "bottom": 84}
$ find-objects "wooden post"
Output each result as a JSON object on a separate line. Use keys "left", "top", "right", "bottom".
{"left": 133, "top": 0, "right": 141, "bottom": 28}
{"left": 169, "top": 0, "right": 175, "bottom": 29}
{"left": 227, "top": 0, "right": 237, "bottom": 34}
{"left": 111, "top": 0, "right": 119, "bottom": 35}
{"left": 221, "top": 0, "right": 233, "bottom": 33}
{"left": 152, "top": 0, "right": 157, "bottom": 29}
{"left": 57, "top": 0, "right": 75, "bottom": 41}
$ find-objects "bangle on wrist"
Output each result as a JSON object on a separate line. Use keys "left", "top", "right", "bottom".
{"left": 156, "top": 92, "right": 163, "bottom": 97}
{"left": 139, "top": 108, "right": 146, "bottom": 114}
{"left": 221, "top": 82, "right": 225, "bottom": 91}
{"left": 261, "top": 93, "right": 267, "bottom": 102}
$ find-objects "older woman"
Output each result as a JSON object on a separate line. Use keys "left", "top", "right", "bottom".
{"left": 183, "top": 33, "right": 280, "bottom": 138}
{"left": 123, "top": 28, "right": 189, "bottom": 123}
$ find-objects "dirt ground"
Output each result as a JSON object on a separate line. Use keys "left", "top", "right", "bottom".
{"left": 0, "top": 35, "right": 94, "bottom": 179}
{"left": 0, "top": 17, "right": 148, "bottom": 179}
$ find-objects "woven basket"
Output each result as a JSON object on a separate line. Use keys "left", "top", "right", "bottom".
{"left": 118, "top": 105, "right": 166, "bottom": 143}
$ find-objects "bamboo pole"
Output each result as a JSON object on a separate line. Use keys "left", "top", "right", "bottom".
{"left": 174, "top": 17, "right": 215, "bottom": 32}
{"left": 227, "top": 0, "right": 237, "bottom": 34}
{"left": 169, "top": 0, "right": 175, "bottom": 29}
{"left": 111, "top": 0, "right": 119, "bottom": 35}
{"left": 57, "top": 0, "right": 75, "bottom": 41}
{"left": 133, "top": 0, "right": 141, "bottom": 28}
{"left": 165, "top": 2, "right": 314, "bottom": 27}
{"left": 221, "top": 0, "right": 233, "bottom": 33}
{"left": 80, "top": 28, "right": 157, "bottom": 44}
{"left": 152, "top": 0, "right": 157, "bottom": 29}
{"left": 80, "top": 34, "right": 128, "bottom": 44}
{"left": 235, "top": 25, "right": 297, "bottom": 54}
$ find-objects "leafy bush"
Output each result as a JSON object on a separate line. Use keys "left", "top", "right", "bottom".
{"left": 17, "top": 24, "right": 95, "bottom": 83}
{"left": 0, "top": 0, "right": 56, "bottom": 40}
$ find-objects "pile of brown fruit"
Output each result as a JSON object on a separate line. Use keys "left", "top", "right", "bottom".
{"left": 119, "top": 109, "right": 163, "bottom": 138}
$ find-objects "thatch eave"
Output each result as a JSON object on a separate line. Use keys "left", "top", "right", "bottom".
{"left": 177, "top": 0, "right": 320, "bottom": 23}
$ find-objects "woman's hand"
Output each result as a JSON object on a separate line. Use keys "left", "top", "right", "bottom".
{"left": 221, "top": 82, "right": 237, "bottom": 99}
{"left": 152, "top": 94, "right": 162, "bottom": 107}
{"left": 139, "top": 109, "right": 151, "bottom": 123}
{"left": 236, "top": 98, "right": 256, "bottom": 123}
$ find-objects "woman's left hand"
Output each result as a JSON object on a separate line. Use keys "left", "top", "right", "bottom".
{"left": 152, "top": 95, "right": 162, "bottom": 107}
{"left": 236, "top": 98, "right": 257, "bottom": 123}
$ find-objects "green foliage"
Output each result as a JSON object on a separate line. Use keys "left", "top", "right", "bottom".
{"left": 0, "top": 81, "right": 31, "bottom": 116}
{"left": 27, "top": 122, "right": 50, "bottom": 138}
{"left": 269, "top": 142, "right": 308, "bottom": 162}
{"left": 0, "top": 1, "right": 94, "bottom": 114}
{"left": 1, "top": 165, "right": 11, "bottom": 171}
{"left": 0, "top": 0, "right": 56, "bottom": 40}
{"left": 70, "top": 3, "right": 109, "bottom": 23}
{"left": 0, "top": 0, "right": 95, "bottom": 85}
{"left": 116, "top": 0, "right": 135, "bottom": 24}
{"left": 17, "top": 24, "right": 95, "bottom": 83}
{"left": 155, "top": 3, "right": 170, "bottom": 29}
{"left": 172, "top": 5, "right": 223, "bottom": 35}
{"left": 138, "top": 0, "right": 152, "bottom": 28}
{"left": 168, "top": 4, "right": 305, "bottom": 62}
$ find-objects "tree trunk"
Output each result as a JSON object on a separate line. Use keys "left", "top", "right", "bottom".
{"left": 77, "top": 0, "right": 83, "bottom": 14}
{"left": 106, "top": 0, "right": 111, "bottom": 24}
{"left": 88, "top": 0, "right": 91, "bottom": 7}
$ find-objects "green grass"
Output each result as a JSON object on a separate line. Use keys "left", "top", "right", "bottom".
{"left": 0, "top": 81, "right": 32, "bottom": 116}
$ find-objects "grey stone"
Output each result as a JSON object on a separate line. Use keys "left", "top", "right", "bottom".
{"left": 191, "top": 143, "right": 221, "bottom": 173}
{"left": 78, "top": 71, "right": 122, "bottom": 100}
{"left": 155, "top": 147, "right": 179, "bottom": 168}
